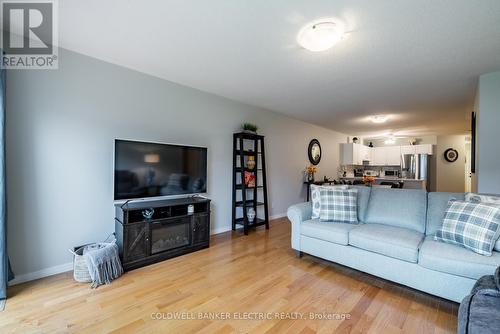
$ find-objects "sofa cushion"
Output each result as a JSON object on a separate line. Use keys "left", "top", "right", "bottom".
{"left": 364, "top": 188, "right": 427, "bottom": 233}
{"left": 350, "top": 186, "right": 372, "bottom": 223}
{"left": 426, "top": 192, "right": 465, "bottom": 235}
{"left": 348, "top": 224, "right": 424, "bottom": 263}
{"left": 300, "top": 219, "right": 358, "bottom": 245}
{"left": 419, "top": 236, "right": 500, "bottom": 279}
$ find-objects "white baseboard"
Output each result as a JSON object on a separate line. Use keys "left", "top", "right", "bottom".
{"left": 210, "top": 213, "right": 286, "bottom": 236}
{"left": 211, "top": 226, "right": 232, "bottom": 235}
{"left": 10, "top": 214, "right": 288, "bottom": 286}
{"left": 270, "top": 213, "right": 286, "bottom": 220}
{"left": 9, "top": 262, "right": 73, "bottom": 286}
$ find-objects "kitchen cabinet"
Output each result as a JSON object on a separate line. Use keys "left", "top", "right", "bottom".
{"left": 371, "top": 146, "right": 400, "bottom": 166}
{"left": 401, "top": 145, "right": 416, "bottom": 155}
{"left": 340, "top": 143, "right": 371, "bottom": 165}
{"left": 401, "top": 144, "right": 433, "bottom": 155}
{"left": 340, "top": 143, "right": 432, "bottom": 166}
{"left": 415, "top": 144, "right": 433, "bottom": 154}
{"left": 385, "top": 146, "right": 401, "bottom": 165}
{"left": 359, "top": 144, "right": 372, "bottom": 162}
{"left": 371, "top": 147, "right": 386, "bottom": 165}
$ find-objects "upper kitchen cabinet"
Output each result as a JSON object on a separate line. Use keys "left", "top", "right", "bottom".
{"left": 415, "top": 144, "right": 433, "bottom": 154}
{"left": 359, "top": 144, "right": 372, "bottom": 162}
{"left": 371, "top": 146, "right": 400, "bottom": 166}
{"left": 385, "top": 146, "right": 401, "bottom": 165}
{"left": 400, "top": 145, "right": 416, "bottom": 155}
{"left": 340, "top": 143, "right": 371, "bottom": 165}
{"left": 371, "top": 147, "right": 386, "bottom": 165}
{"left": 340, "top": 143, "right": 432, "bottom": 166}
{"left": 401, "top": 144, "right": 434, "bottom": 155}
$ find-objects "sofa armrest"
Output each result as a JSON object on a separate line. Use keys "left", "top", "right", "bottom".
{"left": 287, "top": 202, "right": 312, "bottom": 251}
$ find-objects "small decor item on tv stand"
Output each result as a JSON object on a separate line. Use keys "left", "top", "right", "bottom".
{"left": 142, "top": 208, "right": 154, "bottom": 219}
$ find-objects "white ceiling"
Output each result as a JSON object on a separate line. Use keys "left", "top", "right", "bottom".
{"left": 58, "top": 0, "right": 500, "bottom": 136}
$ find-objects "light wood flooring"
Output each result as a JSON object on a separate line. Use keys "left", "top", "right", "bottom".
{"left": 1, "top": 218, "right": 458, "bottom": 333}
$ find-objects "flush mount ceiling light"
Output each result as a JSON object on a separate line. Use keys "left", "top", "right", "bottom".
{"left": 297, "top": 19, "right": 346, "bottom": 52}
{"left": 384, "top": 136, "right": 396, "bottom": 145}
{"left": 370, "top": 115, "right": 388, "bottom": 124}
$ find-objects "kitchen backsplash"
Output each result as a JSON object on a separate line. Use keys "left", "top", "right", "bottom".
{"left": 339, "top": 165, "right": 401, "bottom": 178}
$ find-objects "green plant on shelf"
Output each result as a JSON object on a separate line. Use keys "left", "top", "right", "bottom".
{"left": 242, "top": 123, "right": 258, "bottom": 133}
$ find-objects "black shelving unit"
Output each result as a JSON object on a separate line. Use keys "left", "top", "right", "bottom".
{"left": 232, "top": 132, "right": 269, "bottom": 235}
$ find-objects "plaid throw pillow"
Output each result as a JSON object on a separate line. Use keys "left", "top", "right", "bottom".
{"left": 310, "top": 184, "right": 348, "bottom": 219}
{"left": 435, "top": 200, "right": 500, "bottom": 256}
{"left": 319, "top": 188, "right": 358, "bottom": 223}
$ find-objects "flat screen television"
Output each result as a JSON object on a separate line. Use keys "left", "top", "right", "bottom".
{"left": 114, "top": 139, "right": 207, "bottom": 200}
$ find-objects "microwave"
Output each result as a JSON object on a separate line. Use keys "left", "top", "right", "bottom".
{"left": 384, "top": 170, "right": 399, "bottom": 177}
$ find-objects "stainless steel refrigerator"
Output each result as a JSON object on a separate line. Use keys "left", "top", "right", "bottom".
{"left": 401, "top": 153, "right": 430, "bottom": 190}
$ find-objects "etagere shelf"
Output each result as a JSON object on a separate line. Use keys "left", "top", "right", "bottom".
{"left": 231, "top": 132, "right": 269, "bottom": 235}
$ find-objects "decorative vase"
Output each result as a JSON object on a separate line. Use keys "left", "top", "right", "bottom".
{"left": 247, "top": 208, "right": 256, "bottom": 223}
{"left": 308, "top": 173, "right": 315, "bottom": 183}
{"left": 246, "top": 156, "right": 256, "bottom": 170}
{"left": 244, "top": 171, "right": 256, "bottom": 187}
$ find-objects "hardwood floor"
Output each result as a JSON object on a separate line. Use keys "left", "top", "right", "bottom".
{"left": 2, "top": 218, "right": 458, "bottom": 333}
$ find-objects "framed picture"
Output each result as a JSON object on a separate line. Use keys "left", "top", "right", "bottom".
{"left": 471, "top": 111, "right": 476, "bottom": 173}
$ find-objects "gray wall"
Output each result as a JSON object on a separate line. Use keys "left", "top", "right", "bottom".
{"left": 477, "top": 71, "right": 500, "bottom": 194}
{"left": 6, "top": 49, "right": 348, "bottom": 278}
{"left": 435, "top": 135, "right": 466, "bottom": 193}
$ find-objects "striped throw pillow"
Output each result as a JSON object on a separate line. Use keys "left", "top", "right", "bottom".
{"left": 319, "top": 188, "right": 358, "bottom": 223}
{"left": 435, "top": 200, "right": 500, "bottom": 256}
{"left": 310, "top": 184, "right": 348, "bottom": 219}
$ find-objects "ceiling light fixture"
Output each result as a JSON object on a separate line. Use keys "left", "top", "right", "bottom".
{"left": 384, "top": 136, "right": 396, "bottom": 145}
{"left": 297, "top": 19, "right": 346, "bottom": 52}
{"left": 370, "top": 115, "right": 388, "bottom": 124}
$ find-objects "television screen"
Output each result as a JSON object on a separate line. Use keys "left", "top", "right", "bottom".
{"left": 114, "top": 140, "right": 207, "bottom": 200}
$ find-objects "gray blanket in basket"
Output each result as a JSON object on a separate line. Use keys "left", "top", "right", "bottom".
{"left": 84, "top": 242, "right": 123, "bottom": 288}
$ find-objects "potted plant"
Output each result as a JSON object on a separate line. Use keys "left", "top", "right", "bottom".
{"left": 242, "top": 123, "right": 258, "bottom": 134}
{"left": 363, "top": 176, "right": 375, "bottom": 186}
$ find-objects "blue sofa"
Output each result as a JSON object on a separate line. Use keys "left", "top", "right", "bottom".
{"left": 287, "top": 187, "right": 500, "bottom": 303}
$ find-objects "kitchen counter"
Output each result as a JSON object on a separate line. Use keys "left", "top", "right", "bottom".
{"left": 340, "top": 176, "right": 422, "bottom": 181}
{"left": 339, "top": 177, "right": 426, "bottom": 189}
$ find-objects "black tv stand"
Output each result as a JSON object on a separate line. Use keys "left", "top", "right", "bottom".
{"left": 114, "top": 197, "right": 211, "bottom": 271}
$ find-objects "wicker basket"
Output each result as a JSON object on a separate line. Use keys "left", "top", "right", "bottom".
{"left": 69, "top": 246, "right": 92, "bottom": 283}
{"left": 69, "top": 243, "right": 110, "bottom": 283}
